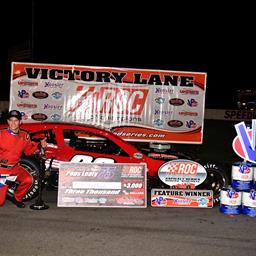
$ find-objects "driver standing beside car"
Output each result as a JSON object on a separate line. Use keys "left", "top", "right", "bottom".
{"left": 0, "top": 110, "right": 47, "bottom": 208}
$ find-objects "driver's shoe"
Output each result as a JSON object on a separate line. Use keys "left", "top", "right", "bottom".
{"left": 6, "top": 195, "right": 25, "bottom": 208}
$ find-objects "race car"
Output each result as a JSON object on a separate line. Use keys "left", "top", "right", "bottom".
{"left": 0, "top": 122, "right": 230, "bottom": 204}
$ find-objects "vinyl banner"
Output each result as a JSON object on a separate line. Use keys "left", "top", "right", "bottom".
{"left": 151, "top": 189, "right": 213, "bottom": 208}
{"left": 57, "top": 163, "right": 147, "bottom": 208}
{"left": 10, "top": 62, "right": 207, "bottom": 143}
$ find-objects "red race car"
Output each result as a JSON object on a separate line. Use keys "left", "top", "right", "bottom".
{"left": 0, "top": 122, "right": 229, "bottom": 204}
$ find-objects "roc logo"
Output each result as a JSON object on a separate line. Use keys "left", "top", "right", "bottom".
{"left": 158, "top": 159, "right": 207, "bottom": 187}
{"left": 167, "top": 162, "right": 198, "bottom": 175}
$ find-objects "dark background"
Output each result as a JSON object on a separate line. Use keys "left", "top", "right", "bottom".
{"left": 1, "top": 1, "right": 254, "bottom": 108}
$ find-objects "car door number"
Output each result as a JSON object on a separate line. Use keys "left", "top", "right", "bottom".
{"left": 70, "top": 155, "right": 114, "bottom": 163}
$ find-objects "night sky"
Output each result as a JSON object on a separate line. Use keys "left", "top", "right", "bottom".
{"left": 2, "top": 1, "right": 255, "bottom": 109}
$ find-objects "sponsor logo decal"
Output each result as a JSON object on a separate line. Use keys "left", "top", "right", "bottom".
{"left": 227, "top": 189, "right": 239, "bottom": 199}
{"left": 154, "top": 88, "right": 174, "bottom": 94}
{"left": 167, "top": 120, "right": 183, "bottom": 127}
{"left": 45, "top": 81, "right": 64, "bottom": 89}
{"left": 32, "top": 91, "right": 49, "bottom": 99}
{"left": 155, "top": 97, "right": 165, "bottom": 104}
{"left": 239, "top": 164, "right": 250, "bottom": 174}
{"left": 155, "top": 109, "right": 173, "bottom": 115}
{"left": 31, "top": 113, "right": 48, "bottom": 121}
{"left": 17, "top": 103, "right": 37, "bottom": 108}
{"left": 133, "top": 152, "right": 143, "bottom": 159}
{"left": 18, "top": 89, "right": 29, "bottom": 98}
{"left": 43, "top": 104, "right": 63, "bottom": 110}
{"left": 18, "top": 80, "right": 38, "bottom": 86}
{"left": 52, "top": 92, "right": 62, "bottom": 99}
{"left": 180, "top": 89, "right": 199, "bottom": 95}
{"left": 186, "top": 120, "right": 197, "bottom": 129}
{"left": 179, "top": 111, "right": 198, "bottom": 116}
{"left": 187, "top": 98, "right": 198, "bottom": 107}
{"left": 51, "top": 114, "right": 61, "bottom": 121}
{"left": 169, "top": 98, "right": 184, "bottom": 106}
{"left": 20, "top": 112, "right": 28, "bottom": 120}
{"left": 153, "top": 119, "right": 164, "bottom": 126}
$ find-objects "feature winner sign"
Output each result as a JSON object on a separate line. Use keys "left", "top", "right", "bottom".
{"left": 10, "top": 62, "right": 207, "bottom": 144}
{"left": 151, "top": 189, "right": 213, "bottom": 208}
{"left": 57, "top": 162, "right": 147, "bottom": 208}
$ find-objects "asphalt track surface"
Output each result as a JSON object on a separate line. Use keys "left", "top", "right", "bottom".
{"left": 0, "top": 190, "right": 255, "bottom": 256}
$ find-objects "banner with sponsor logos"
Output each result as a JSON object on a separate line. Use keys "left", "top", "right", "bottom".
{"left": 57, "top": 162, "right": 147, "bottom": 208}
{"left": 10, "top": 62, "right": 207, "bottom": 143}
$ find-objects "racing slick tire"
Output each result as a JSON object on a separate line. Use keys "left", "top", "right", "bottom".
{"left": 7, "top": 156, "right": 42, "bottom": 202}
{"left": 197, "top": 162, "right": 230, "bottom": 205}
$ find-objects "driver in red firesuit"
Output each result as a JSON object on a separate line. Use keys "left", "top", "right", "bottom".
{"left": 0, "top": 110, "right": 47, "bottom": 208}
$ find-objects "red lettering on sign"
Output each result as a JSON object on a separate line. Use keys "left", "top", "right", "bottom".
{"left": 68, "top": 86, "right": 148, "bottom": 115}
{"left": 167, "top": 163, "right": 198, "bottom": 175}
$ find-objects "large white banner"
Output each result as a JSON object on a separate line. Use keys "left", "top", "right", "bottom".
{"left": 10, "top": 62, "right": 207, "bottom": 143}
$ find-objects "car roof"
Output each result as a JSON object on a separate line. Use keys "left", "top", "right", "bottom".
{"left": 0, "top": 121, "right": 110, "bottom": 134}
{"left": 22, "top": 122, "right": 115, "bottom": 134}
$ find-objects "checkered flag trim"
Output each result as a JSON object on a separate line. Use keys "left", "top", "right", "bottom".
{"left": 167, "top": 163, "right": 181, "bottom": 174}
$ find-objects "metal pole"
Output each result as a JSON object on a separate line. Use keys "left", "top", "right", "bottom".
{"left": 31, "top": 0, "right": 34, "bottom": 62}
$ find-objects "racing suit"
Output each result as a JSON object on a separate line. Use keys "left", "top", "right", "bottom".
{"left": 0, "top": 128, "right": 39, "bottom": 202}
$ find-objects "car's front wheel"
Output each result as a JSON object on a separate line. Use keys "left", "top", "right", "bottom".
{"left": 7, "top": 156, "right": 42, "bottom": 202}
{"left": 197, "top": 162, "right": 230, "bottom": 205}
